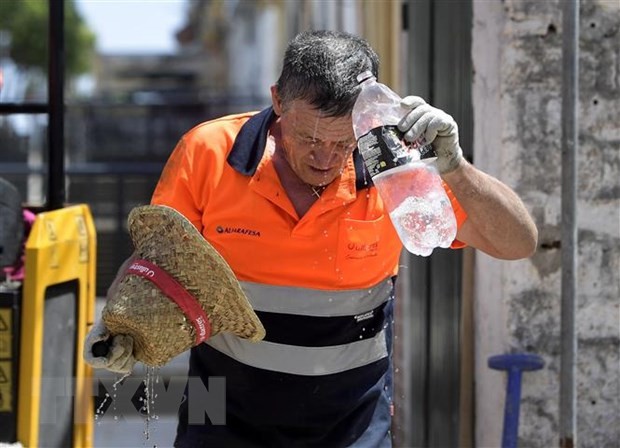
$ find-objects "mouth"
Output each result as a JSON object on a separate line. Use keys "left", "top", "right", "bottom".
{"left": 308, "top": 165, "right": 333, "bottom": 173}
{"left": 306, "top": 166, "right": 335, "bottom": 186}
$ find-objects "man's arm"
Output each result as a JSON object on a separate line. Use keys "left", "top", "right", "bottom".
{"left": 398, "top": 96, "right": 538, "bottom": 260}
{"left": 443, "top": 161, "right": 538, "bottom": 260}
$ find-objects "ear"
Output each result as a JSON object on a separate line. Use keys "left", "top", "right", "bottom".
{"left": 270, "top": 85, "right": 283, "bottom": 116}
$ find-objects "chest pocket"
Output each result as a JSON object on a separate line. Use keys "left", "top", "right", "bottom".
{"left": 337, "top": 215, "right": 388, "bottom": 285}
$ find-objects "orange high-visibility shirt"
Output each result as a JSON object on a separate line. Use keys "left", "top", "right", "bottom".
{"left": 152, "top": 108, "right": 467, "bottom": 290}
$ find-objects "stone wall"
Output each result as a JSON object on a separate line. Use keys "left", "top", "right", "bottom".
{"left": 472, "top": 0, "right": 619, "bottom": 446}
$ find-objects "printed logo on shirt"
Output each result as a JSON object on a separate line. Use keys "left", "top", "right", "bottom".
{"left": 216, "top": 225, "right": 261, "bottom": 237}
{"left": 345, "top": 241, "right": 379, "bottom": 260}
{"left": 354, "top": 310, "right": 374, "bottom": 322}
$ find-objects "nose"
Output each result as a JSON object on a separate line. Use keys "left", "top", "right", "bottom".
{"left": 310, "top": 142, "right": 343, "bottom": 167}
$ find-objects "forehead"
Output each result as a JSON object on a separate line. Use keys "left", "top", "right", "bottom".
{"left": 282, "top": 100, "right": 353, "bottom": 140}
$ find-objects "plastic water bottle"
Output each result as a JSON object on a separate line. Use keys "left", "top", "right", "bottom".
{"left": 352, "top": 71, "right": 457, "bottom": 256}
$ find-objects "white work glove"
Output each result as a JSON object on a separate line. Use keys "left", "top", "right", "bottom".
{"left": 83, "top": 319, "right": 136, "bottom": 374}
{"left": 398, "top": 96, "right": 464, "bottom": 174}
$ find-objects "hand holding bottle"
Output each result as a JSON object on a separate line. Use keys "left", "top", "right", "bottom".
{"left": 398, "top": 96, "right": 464, "bottom": 174}
{"left": 352, "top": 72, "right": 458, "bottom": 256}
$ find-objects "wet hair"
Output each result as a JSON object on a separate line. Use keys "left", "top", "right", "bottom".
{"left": 275, "top": 30, "right": 380, "bottom": 117}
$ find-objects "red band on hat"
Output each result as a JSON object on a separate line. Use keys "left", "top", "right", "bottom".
{"left": 126, "top": 258, "right": 212, "bottom": 344}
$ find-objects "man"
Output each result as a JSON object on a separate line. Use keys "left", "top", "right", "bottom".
{"left": 85, "top": 30, "right": 537, "bottom": 447}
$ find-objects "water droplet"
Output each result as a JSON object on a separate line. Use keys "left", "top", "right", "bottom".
{"left": 142, "top": 366, "right": 160, "bottom": 442}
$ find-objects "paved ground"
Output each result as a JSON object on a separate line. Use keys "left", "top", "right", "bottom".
{"left": 94, "top": 414, "right": 178, "bottom": 448}
{"left": 92, "top": 351, "right": 189, "bottom": 448}
{"left": 1, "top": 415, "right": 179, "bottom": 448}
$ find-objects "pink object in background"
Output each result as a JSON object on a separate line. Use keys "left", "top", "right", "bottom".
{"left": 3, "top": 209, "right": 36, "bottom": 282}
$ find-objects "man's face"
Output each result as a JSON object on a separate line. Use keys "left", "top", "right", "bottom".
{"left": 272, "top": 89, "right": 357, "bottom": 187}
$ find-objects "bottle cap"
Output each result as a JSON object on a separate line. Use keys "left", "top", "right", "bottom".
{"left": 356, "top": 71, "right": 375, "bottom": 84}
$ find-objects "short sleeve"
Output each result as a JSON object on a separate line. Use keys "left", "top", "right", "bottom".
{"left": 442, "top": 181, "right": 468, "bottom": 249}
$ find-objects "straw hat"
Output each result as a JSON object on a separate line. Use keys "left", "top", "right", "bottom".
{"left": 102, "top": 205, "right": 265, "bottom": 366}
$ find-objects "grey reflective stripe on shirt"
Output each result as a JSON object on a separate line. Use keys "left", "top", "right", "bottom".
{"left": 206, "top": 330, "right": 389, "bottom": 376}
{"left": 240, "top": 278, "right": 393, "bottom": 317}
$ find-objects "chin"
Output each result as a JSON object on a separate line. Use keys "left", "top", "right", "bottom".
{"left": 310, "top": 174, "right": 336, "bottom": 187}
{"left": 306, "top": 168, "right": 339, "bottom": 186}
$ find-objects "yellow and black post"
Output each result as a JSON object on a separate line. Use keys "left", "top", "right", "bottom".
{"left": 17, "top": 205, "right": 97, "bottom": 448}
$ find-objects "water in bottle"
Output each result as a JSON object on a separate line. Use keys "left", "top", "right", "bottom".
{"left": 352, "top": 71, "right": 457, "bottom": 256}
